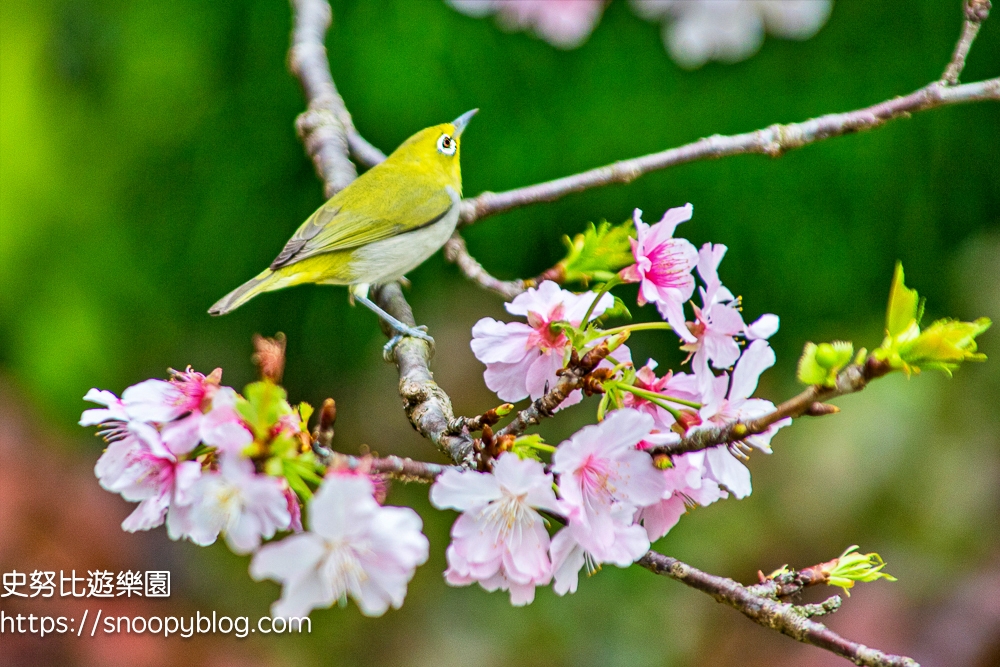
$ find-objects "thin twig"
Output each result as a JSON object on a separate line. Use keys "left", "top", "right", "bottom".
{"left": 648, "top": 357, "right": 891, "bottom": 458}
{"left": 288, "top": 0, "right": 384, "bottom": 196}
{"left": 638, "top": 551, "right": 918, "bottom": 667}
{"left": 443, "top": 234, "right": 528, "bottom": 300}
{"left": 328, "top": 453, "right": 459, "bottom": 482}
{"left": 942, "top": 0, "right": 992, "bottom": 85}
{"left": 494, "top": 341, "right": 616, "bottom": 440}
{"left": 448, "top": 402, "right": 515, "bottom": 434}
{"left": 444, "top": 233, "right": 570, "bottom": 299}
{"left": 458, "top": 78, "right": 999, "bottom": 226}
{"left": 749, "top": 558, "right": 840, "bottom": 599}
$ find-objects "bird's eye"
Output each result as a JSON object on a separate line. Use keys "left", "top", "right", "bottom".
{"left": 437, "top": 134, "right": 456, "bottom": 156}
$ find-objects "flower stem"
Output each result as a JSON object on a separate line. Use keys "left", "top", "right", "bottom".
{"left": 619, "top": 384, "right": 701, "bottom": 410}
{"left": 581, "top": 276, "right": 622, "bottom": 326}
{"left": 615, "top": 385, "right": 685, "bottom": 420}
{"left": 600, "top": 321, "right": 673, "bottom": 337}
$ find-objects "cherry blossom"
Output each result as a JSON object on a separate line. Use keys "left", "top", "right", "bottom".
{"left": 82, "top": 371, "right": 252, "bottom": 454}
{"left": 682, "top": 243, "right": 779, "bottom": 390}
{"left": 632, "top": 0, "right": 832, "bottom": 69}
{"left": 250, "top": 474, "right": 428, "bottom": 618}
{"left": 449, "top": 0, "right": 606, "bottom": 49}
{"left": 169, "top": 367, "right": 222, "bottom": 413}
{"left": 178, "top": 455, "right": 291, "bottom": 554}
{"left": 638, "top": 449, "right": 729, "bottom": 541}
{"left": 549, "top": 504, "right": 650, "bottom": 595}
{"left": 683, "top": 340, "right": 791, "bottom": 498}
{"left": 81, "top": 379, "right": 185, "bottom": 425}
{"left": 80, "top": 389, "right": 128, "bottom": 426}
{"left": 552, "top": 409, "right": 666, "bottom": 561}
{"left": 430, "top": 453, "right": 561, "bottom": 605}
{"left": 94, "top": 419, "right": 203, "bottom": 533}
{"left": 197, "top": 386, "right": 254, "bottom": 454}
{"left": 623, "top": 360, "right": 702, "bottom": 432}
{"left": 619, "top": 206, "right": 698, "bottom": 338}
{"left": 471, "top": 280, "right": 621, "bottom": 406}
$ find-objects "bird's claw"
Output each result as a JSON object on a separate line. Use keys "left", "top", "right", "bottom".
{"left": 382, "top": 326, "right": 435, "bottom": 362}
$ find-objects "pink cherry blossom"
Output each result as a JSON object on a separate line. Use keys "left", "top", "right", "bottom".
{"left": 619, "top": 206, "right": 698, "bottom": 338}
{"left": 449, "top": 0, "right": 606, "bottom": 49}
{"left": 120, "top": 379, "right": 188, "bottom": 423}
{"left": 169, "top": 367, "right": 222, "bottom": 413}
{"left": 685, "top": 340, "right": 791, "bottom": 498}
{"left": 471, "top": 280, "right": 621, "bottom": 407}
{"left": 682, "top": 243, "right": 779, "bottom": 390}
{"left": 81, "top": 378, "right": 187, "bottom": 425}
{"left": 696, "top": 340, "right": 788, "bottom": 451}
{"left": 172, "top": 368, "right": 253, "bottom": 453}
{"left": 82, "top": 370, "right": 253, "bottom": 454}
{"left": 637, "top": 449, "right": 728, "bottom": 541}
{"left": 179, "top": 455, "right": 291, "bottom": 554}
{"left": 430, "top": 453, "right": 560, "bottom": 605}
{"left": 552, "top": 409, "right": 666, "bottom": 561}
{"left": 284, "top": 485, "right": 303, "bottom": 533}
{"left": 94, "top": 419, "right": 203, "bottom": 533}
{"left": 549, "top": 503, "right": 650, "bottom": 595}
{"left": 623, "top": 360, "right": 702, "bottom": 433}
{"left": 250, "top": 474, "right": 428, "bottom": 618}
{"left": 80, "top": 389, "right": 128, "bottom": 426}
{"left": 198, "top": 387, "right": 253, "bottom": 454}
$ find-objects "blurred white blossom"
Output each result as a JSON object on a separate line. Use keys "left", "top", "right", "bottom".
{"left": 632, "top": 0, "right": 832, "bottom": 68}
{"left": 449, "top": 0, "right": 606, "bottom": 49}
{"left": 447, "top": 0, "right": 831, "bottom": 65}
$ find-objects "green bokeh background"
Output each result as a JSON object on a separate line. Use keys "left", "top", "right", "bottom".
{"left": 1, "top": 0, "right": 998, "bottom": 665}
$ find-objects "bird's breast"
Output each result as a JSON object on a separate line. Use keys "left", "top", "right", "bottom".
{"left": 349, "top": 199, "right": 460, "bottom": 285}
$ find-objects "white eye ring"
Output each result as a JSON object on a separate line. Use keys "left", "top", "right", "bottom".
{"left": 437, "top": 134, "right": 456, "bottom": 156}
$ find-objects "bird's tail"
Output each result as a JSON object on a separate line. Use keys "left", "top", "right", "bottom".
{"left": 208, "top": 268, "right": 281, "bottom": 315}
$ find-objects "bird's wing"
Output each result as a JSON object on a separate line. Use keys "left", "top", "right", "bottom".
{"left": 270, "top": 172, "right": 455, "bottom": 270}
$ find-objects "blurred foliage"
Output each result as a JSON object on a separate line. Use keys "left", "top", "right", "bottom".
{"left": 1, "top": 0, "right": 998, "bottom": 665}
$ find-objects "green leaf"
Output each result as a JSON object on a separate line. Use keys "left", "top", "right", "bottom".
{"left": 510, "top": 434, "right": 555, "bottom": 462}
{"left": 797, "top": 343, "right": 827, "bottom": 385}
{"left": 899, "top": 317, "right": 991, "bottom": 376}
{"left": 297, "top": 401, "right": 314, "bottom": 432}
{"left": 269, "top": 431, "right": 300, "bottom": 458}
{"left": 875, "top": 263, "right": 989, "bottom": 376}
{"left": 282, "top": 464, "right": 312, "bottom": 500}
{"left": 797, "top": 341, "right": 853, "bottom": 387}
{"left": 236, "top": 380, "right": 293, "bottom": 440}
{"left": 826, "top": 546, "right": 897, "bottom": 596}
{"left": 886, "top": 262, "right": 922, "bottom": 337}
{"left": 600, "top": 295, "right": 632, "bottom": 321}
{"left": 556, "top": 220, "right": 635, "bottom": 286}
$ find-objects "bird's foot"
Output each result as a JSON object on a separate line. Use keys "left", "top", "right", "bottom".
{"left": 382, "top": 325, "right": 435, "bottom": 362}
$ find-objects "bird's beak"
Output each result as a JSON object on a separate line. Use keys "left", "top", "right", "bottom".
{"left": 452, "top": 109, "right": 478, "bottom": 138}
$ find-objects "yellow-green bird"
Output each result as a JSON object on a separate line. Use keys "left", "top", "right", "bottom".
{"left": 209, "top": 109, "right": 478, "bottom": 345}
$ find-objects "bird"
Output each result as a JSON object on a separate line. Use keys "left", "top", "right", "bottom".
{"left": 208, "top": 109, "right": 478, "bottom": 349}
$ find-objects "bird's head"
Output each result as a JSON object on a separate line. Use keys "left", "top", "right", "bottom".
{"left": 390, "top": 109, "right": 478, "bottom": 191}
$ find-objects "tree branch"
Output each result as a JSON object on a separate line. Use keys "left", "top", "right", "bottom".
{"left": 494, "top": 340, "right": 616, "bottom": 440}
{"left": 443, "top": 234, "right": 529, "bottom": 300}
{"left": 942, "top": 0, "right": 991, "bottom": 85}
{"left": 638, "top": 551, "right": 918, "bottom": 667}
{"left": 458, "top": 77, "right": 999, "bottom": 225}
{"left": 281, "top": 2, "right": 956, "bottom": 664}
{"left": 288, "top": 0, "right": 384, "bottom": 196}
{"left": 649, "top": 357, "right": 892, "bottom": 458}
{"left": 286, "top": 0, "right": 474, "bottom": 467}
{"left": 371, "top": 283, "right": 478, "bottom": 466}
{"left": 327, "top": 452, "right": 459, "bottom": 482}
